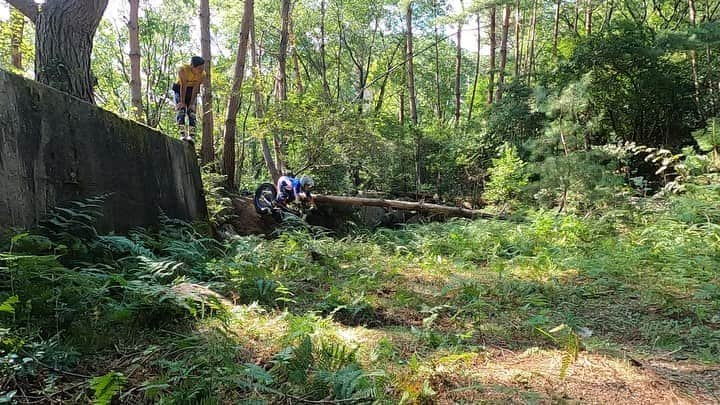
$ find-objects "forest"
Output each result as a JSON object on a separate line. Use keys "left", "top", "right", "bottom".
{"left": 0, "top": 0, "right": 719, "bottom": 402}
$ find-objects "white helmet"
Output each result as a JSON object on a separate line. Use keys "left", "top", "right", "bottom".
{"left": 299, "top": 175, "right": 314, "bottom": 189}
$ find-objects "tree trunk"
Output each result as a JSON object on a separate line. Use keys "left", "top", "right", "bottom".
{"left": 399, "top": 43, "right": 407, "bottom": 123}
{"left": 688, "top": 0, "right": 703, "bottom": 118}
{"left": 454, "top": 7, "right": 463, "bottom": 127}
{"left": 488, "top": 6, "right": 496, "bottom": 105}
{"left": 199, "top": 0, "right": 215, "bottom": 165}
{"left": 528, "top": 0, "right": 538, "bottom": 83}
{"left": 375, "top": 39, "right": 402, "bottom": 113}
{"left": 553, "top": 0, "right": 561, "bottom": 54}
{"left": 250, "top": 20, "right": 279, "bottom": 182}
{"left": 222, "top": 0, "right": 254, "bottom": 189}
{"left": 468, "top": 14, "right": 481, "bottom": 121}
{"left": 495, "top": 3, "right": 510, "bottom": 103}
{"left": 434, "top": 0, "right": 443, "bottom": 119}
{"left": 8, "top": 0, "right": 109, "bottom": 103}
{"left": 9, "top": 7, "right": 25, "bottom": 70}
{"left": 585, "top": 0, "right": 592, "bottom": 35}
{"left": 319, "top": 0, "right": 331, "bottom": 99}
{"left": 406, "top": 2, "right": 418, "bottom": 125}
{"left": 128, "top": 0, "right": 143, "bottom": 122}
{"left": 289, "top": 13, "right": 303, "bottom": 94}
{"left": 275, "top": 0, "right": 290, "bottom": 102}
{"left": 313, "top": 194, "right": 494, "bottom": 219}
{"left": 514, "top": 0, "right": 521, "bottom": 77}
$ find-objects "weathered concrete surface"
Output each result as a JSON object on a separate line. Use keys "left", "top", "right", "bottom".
{"left": 0, "top": 69, "right": 207, "bottom": 233}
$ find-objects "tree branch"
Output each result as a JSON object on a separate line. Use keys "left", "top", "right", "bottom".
{"left": 5, "top": 0, "right": 38, "bottom": 21}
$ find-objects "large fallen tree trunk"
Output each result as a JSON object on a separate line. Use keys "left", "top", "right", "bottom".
{"left": 314, "top": 194, "right": 495, "bottom": 219}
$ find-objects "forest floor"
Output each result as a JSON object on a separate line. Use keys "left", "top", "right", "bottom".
{"left": 4, "top": 184, "right": 720, "bottom": 403}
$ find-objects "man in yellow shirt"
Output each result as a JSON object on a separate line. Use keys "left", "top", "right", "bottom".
{"left": 172, "top": 56, "right": 206, "bottom": 142}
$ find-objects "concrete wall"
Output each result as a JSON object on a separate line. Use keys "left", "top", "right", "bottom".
{"left": 0, "top": 69, "right": 207, "bottom": 234}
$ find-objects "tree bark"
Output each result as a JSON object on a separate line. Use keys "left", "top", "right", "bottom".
{"left": 399, "top": 42, "right": 407, "bottom": 123}
{"left": 528, "top": 0, "right": 538, "bottom": 83}
{"left": 495, "top": 3, "right": 511, "bottom": 103}
{"left": 9, "top": 7, "right": 25, "bottom": 70}
{"left": 468, "top": 14, "right": 481, "bottom": 121}
{"left": 553, "top": 0, "right": 561, "bottom": 54}
{"left": 514, "top": 0, "right": 521, "bottom": 77}
{"left": 688, "top": 0, "right": 703, "bottom": 118}
{"left": 289, "top": 13, "right": 303, "bottom": 94}
{"left": 406, "top": 2, "right": 418, "bottom": 125}
{"left": 454, "top": 1, "right": 463, "bottom": 127}
{"left": 319, "top": 0, "right": 331, "bottom": 100}
{"left": 199, "top": 0, "right": 215, "bottom": 165}
{"left": 585, "top": 0, "right": 593, "bottom": 34}
{"left": 313, "top": 194, "right": 494, "bottom": 219}
{"left": 128, "top": 0, "right": 143, "bottom": 122}
{"left": 488, "top": 6, "right": 496, "bottom": 105}
{"left": 375, "top": 39, "right": 402, "bottom": 113}
{"left": 273, "top": 0, "right": 291, "bottom": 174}
{"left": 434, "top": 0, "right": 443, "bottom": 119}
{"left": 223, "top": 0, "right": 254, "bottom": 189}
{"left": 8, "top": 0, "right": 109, "bottom": 103}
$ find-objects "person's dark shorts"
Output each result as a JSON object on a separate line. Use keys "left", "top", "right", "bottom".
{"left": 172, "top": 82, "right": 195, "bottom": 106}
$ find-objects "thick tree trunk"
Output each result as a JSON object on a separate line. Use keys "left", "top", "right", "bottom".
{"left": 454, "top": 2, "right": 463, "bottom": 127}
{"left": 222, "top": 0, "right": 254, "bottom": 189}
{"left": 488, "top": 6, "right": 496, "bottom": 105}
{"left": 199, "top": 0, "right": 215, "bottom": 165}
{"left": 553, "top": 0, "right": 561, "bottom": 54}
{"left": 406, "top": 3, "right": 418, "bottom": 125}
{"left": 313, "top": 194, "right": 494, "bottom": 219}
{"left": 495, "top": 4, "right": 511, "bottom": 103}
{"left": 9, "top": 7, "right": 25, "bottom": 70}
{"left": 468, "top": 14, "right": 481, "bottom": 121}
{"left": 319, "top": 0, "right": 331, "bottom": 99}
{"left": 128, "top": 0, "right": 143, "bottom": 122}
{"left": 7, "top": 0, "right": 109, "bottom": 103}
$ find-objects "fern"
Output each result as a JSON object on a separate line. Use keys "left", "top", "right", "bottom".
{"left": 90, "top": 371, "right": 126, "bottom": 405}
{"left": 537, "top": 324, "right": 581, "bottom": 379}
{"left": 0, "top": 296, "right": 19, "bottom": 314}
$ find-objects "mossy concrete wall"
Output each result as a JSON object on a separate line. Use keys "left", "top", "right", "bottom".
{"left": 0, "top": 69, "right": 207, "bottom": 234}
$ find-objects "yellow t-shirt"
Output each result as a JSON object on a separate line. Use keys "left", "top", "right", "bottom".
{"left": 177, "top": 65, "right": 205, "bottom": 88}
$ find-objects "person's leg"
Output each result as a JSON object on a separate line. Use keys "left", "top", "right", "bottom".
{"left": 173, "top": 83, "right": 187, "bottom": 140}
{"left": 185, "top": 87, "right": 196, "bottom": 142}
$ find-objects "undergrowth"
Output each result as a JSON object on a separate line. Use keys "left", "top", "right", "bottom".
{"left": 2, "top": 181, "right": 719, "bottom": 402}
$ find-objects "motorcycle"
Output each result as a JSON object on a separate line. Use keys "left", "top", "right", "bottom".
{"left": 253, "top": 183, "right": 313, "bottom": 222}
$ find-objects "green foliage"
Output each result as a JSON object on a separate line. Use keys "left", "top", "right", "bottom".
{"left": 483, "top": 142, "right": 529, "bottom": 207}
{"left": 692, "top": 117, "right": 720, "bottom": 167}
{"left": 90, "top": 371, "right": 127, "bottom": 405}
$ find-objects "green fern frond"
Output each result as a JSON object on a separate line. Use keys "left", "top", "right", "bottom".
{"left": 90, "top": 371, "right": 126, "bottom": 405}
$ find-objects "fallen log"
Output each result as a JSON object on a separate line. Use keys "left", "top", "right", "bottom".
{"left": 313, "top": 194, "right": 496, "bottom": 219}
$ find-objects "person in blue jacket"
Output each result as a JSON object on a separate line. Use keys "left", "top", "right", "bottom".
{"left": 276, "top": 173, "right": 315, "bottom": 207}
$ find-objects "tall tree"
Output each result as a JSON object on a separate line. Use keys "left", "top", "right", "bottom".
{"left": 553, "top": 0, "right": 561, "bottom": 54}
{"left": 319, "top": 0, "right": 331, "bottom": 99}
{"left": 585, "top": 0, "right": 593, "bottom": 35}
{"left": 488, "top": 6, "right": 496, "bottom": 104}
{"left": 199, "top": 0, "right": 215, "bottom": 165}
{"left": 9, "top": 7, "right": 25, "bottom": 70}
{"left": 406, "top": 2, "right": 418, "bottom": 125}
{"left": 128, "top": 0, "right": 143, "bottom": 122}
{"left": 528, "top": 0, "right": 538, "bottom": 83}
{"left": 222, "top": 0, "right": 254, "bottom": 189}
{"left": 454, "top": 1, "right": 463, "bottom": 127}
{"left": 514, "top": 0, "right": 521, "bottom": 77}
{"left": 273, "top": 0, "right": 291, "bottom": 173}
{"left": 495, "top": 3, "right": 510, "bottom": 102}
{"left": 251, "top": 20, "right": 280, "bottom": 182}
{"left": 468, "top": 13, "right": 481, "bottom": 121}
{"left": 434, "top": 0, "right": 443, "bottom": 119}
{"left": 688, "top": 0, "right": 702, "bottom": 118}
{"left": 7, "top": 0, "right": 109, "bottom": 102}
